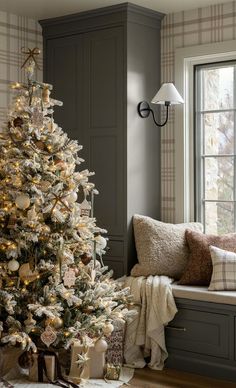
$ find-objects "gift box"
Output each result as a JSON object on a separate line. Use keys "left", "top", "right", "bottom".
{"left": 0, "top": 347, "right": 23, "bottom": 379}
{"left": 68, "top": 340, "right": 106, "bottom": 382}
{"left": 106, "top": 320, "right": 126, "bottom": 365}
{"left": 28, "top": 352, "right": 57, "bottom": 382}
{"left": 88, "top": 345, "right": 105, "bottom": 379}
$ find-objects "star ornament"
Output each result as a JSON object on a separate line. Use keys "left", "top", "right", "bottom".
{"left": 63, "top": 268, "right": 76, "bottom": 287}
{"left": 76, "top": 353, "right": 90, "bottom": 365}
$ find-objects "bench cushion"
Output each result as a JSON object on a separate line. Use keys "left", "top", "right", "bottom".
{"left": 172, "top": 282, "right": 236, "bottom": 305}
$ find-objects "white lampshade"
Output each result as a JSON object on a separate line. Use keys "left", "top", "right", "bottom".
{"left": 151, "top": 82, "right": 184, "bottom": 105}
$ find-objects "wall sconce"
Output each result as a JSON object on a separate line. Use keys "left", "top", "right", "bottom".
{"left": 137, "top": 82, "right": 184, "bottom": 127}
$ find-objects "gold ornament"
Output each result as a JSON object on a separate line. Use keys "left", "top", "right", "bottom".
{"left": 45, "top": 316, "right": 63, "bottom": 329}
{"left": 39, "top": 180, "right": 51, "bottom": 192}
{"left": 15, "top": 193, "right": 30, "bottom": 209}
{"left": 42, "top": 87, "right": 50, "bottom": 104}
{"left": 41, "top": 225, "right": 50, "bottom": 234}
{"left": 52, "top": 317, "right": 63, "bottom": 329}
{"left": 19, "top": 263, "right": 38, "bottom": 283}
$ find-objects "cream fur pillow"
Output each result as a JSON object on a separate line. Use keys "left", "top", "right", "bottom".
{"left": 131, "top": 215, "right": 203, "bottom": 279}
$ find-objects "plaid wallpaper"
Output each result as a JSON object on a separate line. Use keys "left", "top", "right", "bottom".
{"left": 0, "top": 11, "right": 42, "bottom": 128}
{"left": 161, "top": 1, "right": 236, "bottom": 223}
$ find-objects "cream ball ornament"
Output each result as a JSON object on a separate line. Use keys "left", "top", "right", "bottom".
{"left": 66, "top": 191, "right": 77, "bottom": 203}
{"left": 102, "top": 322, "right": 114, "bottom": 336}
{"left": 95, "top": 235, "right": 107, "bottom": 253}
{"left": 15, "top": 193, "right": 30, "bottom": 209}
{"left": 94, "top": 338, "right": 108, "bottom": 352}
{"left": 8, "top": 259, "right": 20, "bottom": 272}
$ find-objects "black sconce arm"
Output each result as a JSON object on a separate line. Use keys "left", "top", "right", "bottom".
{"left": 137, "top": 101, "right": 170, "bottom": 127}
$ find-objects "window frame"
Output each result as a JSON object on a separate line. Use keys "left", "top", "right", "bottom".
{"left": 194, "top": 60, "right": 236, "bottom": 233}
{"left": 174, "top": 40, "right": 236, "bottom": 224}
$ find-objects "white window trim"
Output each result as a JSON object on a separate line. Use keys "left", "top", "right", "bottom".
{"left": 175, "top": 40, "right": 236, "bottom": 223}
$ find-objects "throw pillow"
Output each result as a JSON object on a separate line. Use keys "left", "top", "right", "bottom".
{"left": 209, "top": 246, "right": 236, "bottom": 291}
{"left": 130, "top": 215, "right": 203, "bottom": 279}
{"left": 179, "top": 229, "right": 236, "bottom": 286}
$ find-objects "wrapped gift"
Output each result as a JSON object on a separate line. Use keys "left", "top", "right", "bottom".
{"left": 68, "top": 339, "right": 107, "bottom": 382}
{"left": 106, "top": 320, "right": 125, "bottom": 365}
{"left": 68, "top": 340, "right": 90, "bottom": 383}
{"left": 0, "top": 347, "right": 23, "bottom": 379}
{"left": 104, "top": 363, "right": 121, "bottom": 380}
{"left": 28, "top": 351, "right": 57, "bottom": 382}
{"left": 88, "top": 345, "right": 105, "bottom": 379}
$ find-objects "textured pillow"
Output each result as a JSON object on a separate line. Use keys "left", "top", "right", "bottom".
{"left": 209, "top": 246, "right": 236, "bottom": 291}
{"left": 179, "top": 229, "right": 236, "bottom": 286}
{"left": 130, "top": 215, "right": 203, "bottom": 279}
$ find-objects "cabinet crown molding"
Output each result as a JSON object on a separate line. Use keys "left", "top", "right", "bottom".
{"left": 39, "top": 2, "right": 165, "bottom": 38}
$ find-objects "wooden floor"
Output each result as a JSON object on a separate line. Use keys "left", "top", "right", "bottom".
{"left": 125, "top": 368, "right": 236, "bottom": 388}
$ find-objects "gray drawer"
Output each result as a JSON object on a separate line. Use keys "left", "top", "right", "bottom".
{"left": 103, "top": 259, "right": 124, "bottom": 278}
{"left": 166, "top": 308, "right": 229, "bottom": 359}
{"left": 106, "top": 240, "right": 124, "bottom": 258}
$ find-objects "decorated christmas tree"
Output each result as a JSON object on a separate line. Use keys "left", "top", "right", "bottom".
{"left": 0, "top": 49, "right": 133, "bottom": 379}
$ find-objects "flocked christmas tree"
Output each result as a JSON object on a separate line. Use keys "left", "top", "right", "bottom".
{"left": 0, "top": 49, "right": 133, "bottom": 358}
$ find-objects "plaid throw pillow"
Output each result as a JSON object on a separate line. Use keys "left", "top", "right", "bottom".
{"left": 209, "top": 246, "right": 236, "bottom": 291}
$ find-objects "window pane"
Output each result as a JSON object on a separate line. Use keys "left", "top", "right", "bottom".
{"left": 202, "top": 66, "right": 234, "bottom": 111}
{"left": 203, "top": 112, "right": 234, "bottom": 155}
{"left": 205, "top": 201, "right": 234, "bottom": 234}
{"left": 205, "top": 157, "right": 234, "bottom": 201}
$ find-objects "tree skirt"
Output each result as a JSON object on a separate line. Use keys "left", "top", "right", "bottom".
{"left": 1, "top": 367, "right": 134, "bottom": 388}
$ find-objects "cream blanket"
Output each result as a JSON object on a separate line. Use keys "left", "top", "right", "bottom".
{"left": 124, "top": 275, "right": 177, "bottom": 370}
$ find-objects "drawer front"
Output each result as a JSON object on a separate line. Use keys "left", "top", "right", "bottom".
{"left": 106, "top": 240, "right": 124, "bottom": 258}
{"left": 103, "top": 259, "right": 124, "bottom": 279}
{"left": 166, "top": 308, "right": 229, "bottom": 358}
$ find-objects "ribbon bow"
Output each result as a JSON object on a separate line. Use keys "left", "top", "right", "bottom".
{"left": 21, "top": 47, "right": 41, "bottom": 69}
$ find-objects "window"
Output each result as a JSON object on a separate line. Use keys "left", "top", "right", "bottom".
{"left": 195, "top": 62, "right": 236, "bottom": 234}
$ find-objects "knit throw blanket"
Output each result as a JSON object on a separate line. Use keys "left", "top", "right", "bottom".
{"left": 124, "top": 275, "right": 177, "bottom": 370}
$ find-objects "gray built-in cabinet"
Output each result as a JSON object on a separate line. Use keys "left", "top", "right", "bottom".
{"left": 40, "top": 3, "right": 164, "bottom": 277}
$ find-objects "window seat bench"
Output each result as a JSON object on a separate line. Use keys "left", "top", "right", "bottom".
{"left": 165, "top": 283, "right": 236, "bottom": 382}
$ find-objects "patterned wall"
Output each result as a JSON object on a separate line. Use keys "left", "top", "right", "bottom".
{"left": 0, "top": 11, "right": 42, "bottom": 128}
{"left": 161, "top": 1, "right": 236, "bottom": 222}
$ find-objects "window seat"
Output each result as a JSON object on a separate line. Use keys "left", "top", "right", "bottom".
{"left": 166, "top": 283, "right": 236, "bottom": 382}
{"left": 171, "top": 282, "right": 236, "bottom": 305}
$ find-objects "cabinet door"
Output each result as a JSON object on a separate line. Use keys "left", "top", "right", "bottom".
{"left": 82, "top": 27, "right": 125, "bottom": 238}
{"left": 45, "top": 35, "right": 84, "bottom": 146}
{"left": 44, "top": 28, "right": 125, "bottom": 275}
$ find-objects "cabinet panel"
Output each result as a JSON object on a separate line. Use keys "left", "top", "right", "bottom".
{"left": 83, "top": 27, "right": 124, "bottom": 236}
{"left": 90, "top": 135, "right": 123, "bottom": 234}
{"left": 166, "top": 308, "right": 229, "bottom": 358}
{"left": 46, "top": 36, "right": 84, "bottom": 144}
{"left": 89, "top": 36, "right": 117, "bottom": 129}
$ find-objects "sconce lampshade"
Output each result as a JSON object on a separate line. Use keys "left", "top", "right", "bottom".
{"left": 151, "top": 82, "right": 184, "bottom": 105}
